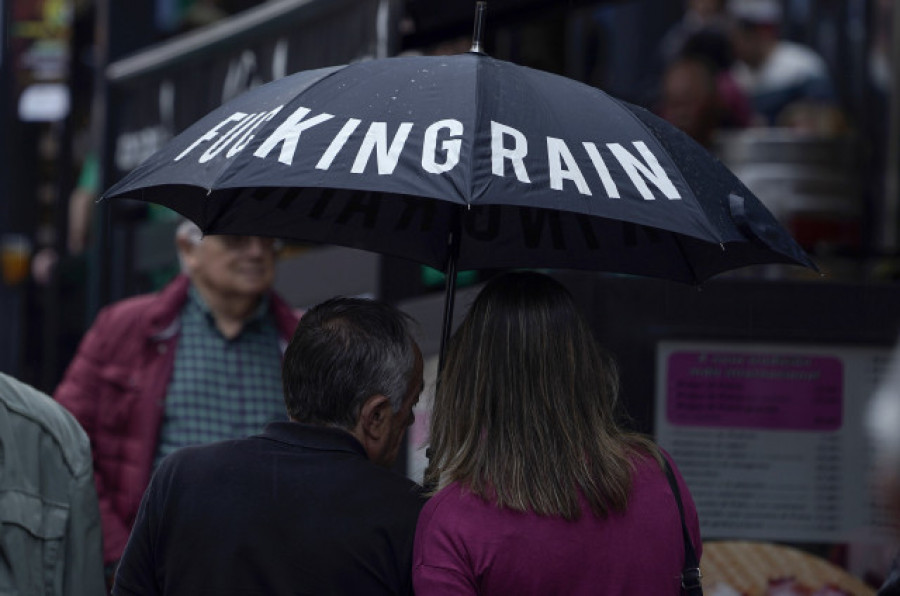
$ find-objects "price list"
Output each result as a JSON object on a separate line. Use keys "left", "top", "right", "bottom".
{"left": 656, "top": 342, "right": 894, "bottom": 543}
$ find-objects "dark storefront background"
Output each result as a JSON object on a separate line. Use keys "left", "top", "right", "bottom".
{"left": 0, "top": 0, "right": 76, "bottom": 380}
{"left": 0, "top": 0, "right": 893, "bottom": 405}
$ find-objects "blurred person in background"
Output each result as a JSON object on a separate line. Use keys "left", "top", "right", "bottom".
{"left": 659, "top": 54, "right": 728, "bottom": 148}
{"left": 726, "top": 0, "right": 838, "bottom": 126}
{"left": 0, "top": 372, "right": 105, "bottom": 595}
{"left": 414, "top": 271, "right": 701, "bottom": 595}
{"left": 658, "top": 1, "right": 751, "bottom": 148}
{"left": 55, "top": 219, "right": 300, "bottom": 587}
{"left": 680, "top": 28, "right": 753, "bottom": 130}
{"left": 868, "top": 344, "right": 900, "bottom": 595}
{"left": 660, "top": 0, "right": 731, "bottom": 65}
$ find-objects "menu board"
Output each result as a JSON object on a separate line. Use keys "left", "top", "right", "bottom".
{"left": 655, "top": 341, "right": 895, "bottom": 544}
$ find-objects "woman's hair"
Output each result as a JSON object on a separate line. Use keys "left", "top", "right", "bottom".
{"left": 424, "top": 271, "right": 661, "bottom": 520}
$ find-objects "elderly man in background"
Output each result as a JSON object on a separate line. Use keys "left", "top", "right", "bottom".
{"left": 55, "top": 220, "right": 300, "bottom": 585}
{"left": 113, "top": 296, "right": 426, "bottom": 596}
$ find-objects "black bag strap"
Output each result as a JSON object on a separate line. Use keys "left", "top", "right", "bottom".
{"left": 662, "top": 458, "right": 703, "bottom": 596}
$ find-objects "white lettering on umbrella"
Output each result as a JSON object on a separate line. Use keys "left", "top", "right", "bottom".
{"left": 174, "top": 112, "right": 246, "bottom": 161}
{"left": 491, "top": 121, "right": 530, "bottom": 183}
{"left": 226, "top": 106, "right": 282, "bottom": 158}
{"left": 253, "top": 106, "right": 334, "bottom": 165}
{"left": 351, "top": 122, "right": 414, "bottom": 175}
{"left": 316, "top": 118, "right": 361, "bottom": 170}
{"left": 583, "top": 142, "right": 620, "bottom": 198}
{"left": 200, "top": 111, "right": 266, "bottom": 163}
{"left": 607, "top": 141, "right": 681, "bottom": 201}
{"left": 178, "top": 106, "right": 686, "bottom": 206}
{"left": 422, "top": 119, "right": 463, "bottom": 174}
{"left": 547, "top": 137, "right": 590, "bottom": 195}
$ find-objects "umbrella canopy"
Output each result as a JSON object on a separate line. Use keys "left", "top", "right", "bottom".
{"left": 103, "top": 51, "right": 815, "bottom": 286}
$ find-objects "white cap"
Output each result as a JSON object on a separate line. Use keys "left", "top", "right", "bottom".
{"left": 728, "top": 0, "right": 783, "bottom": 24}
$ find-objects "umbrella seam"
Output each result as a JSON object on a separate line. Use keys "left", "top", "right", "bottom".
{"left": 466, "top": 53, "right": 485, "bottom": 207}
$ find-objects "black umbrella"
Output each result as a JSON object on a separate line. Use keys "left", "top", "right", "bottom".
{"left": 102, "top": 5, "right": 815, "bottom": 364}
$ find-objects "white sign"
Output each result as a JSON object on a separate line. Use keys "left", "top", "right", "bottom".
{"left": 656, "top": 340, "right": 894, "bottom": 544}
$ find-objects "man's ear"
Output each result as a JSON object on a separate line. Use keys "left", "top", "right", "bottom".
{"left": 175, "top": 234, "right": 198, "bottom": 273}
{"left": 357, "top": 394, "right": 392, "bottom": 442}
{"left": 349, "top": 395, "right": 393, "bottom": 463}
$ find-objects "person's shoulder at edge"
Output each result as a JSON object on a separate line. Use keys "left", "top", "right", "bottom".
{"left": 0, "top": 373, "right": 92, "bottom": 468}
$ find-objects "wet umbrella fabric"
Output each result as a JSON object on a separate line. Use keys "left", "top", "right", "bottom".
{"left": 103, "top": 52, "right": 815, "bottom": 283}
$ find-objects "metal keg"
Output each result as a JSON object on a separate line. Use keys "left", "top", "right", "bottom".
{"left": 714, "top": 128, "right": 862, "bottom": 254}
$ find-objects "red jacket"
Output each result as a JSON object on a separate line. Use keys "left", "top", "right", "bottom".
{"left": 55, "top": 275, "right": 300, "bottom": 564}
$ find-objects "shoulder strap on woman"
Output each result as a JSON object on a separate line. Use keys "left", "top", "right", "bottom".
{"left": 662, "top": 458, "right": 703, "bottom": 596}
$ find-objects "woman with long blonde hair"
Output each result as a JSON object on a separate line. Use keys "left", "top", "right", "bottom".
{"left": 413, "top": 271, "right": 701, "bottom": 595}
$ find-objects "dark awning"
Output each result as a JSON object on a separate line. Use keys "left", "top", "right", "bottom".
{"left": 401, "top": 0, "right": 630, "bottom": 48}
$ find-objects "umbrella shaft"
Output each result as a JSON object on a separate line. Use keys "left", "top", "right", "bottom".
{"left": 438, "top": 233, "right": 460, "bottom": 373}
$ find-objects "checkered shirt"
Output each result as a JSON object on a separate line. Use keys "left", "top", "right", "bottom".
{"left": 153, "top": 287, "right": 288, "bottom": 468}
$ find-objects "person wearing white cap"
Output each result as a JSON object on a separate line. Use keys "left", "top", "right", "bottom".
{"left": 727, "top": 0, "right": 837, "bottom": 125}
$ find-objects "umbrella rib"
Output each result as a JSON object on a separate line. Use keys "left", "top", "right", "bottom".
{"left": 672, "top": 233, "right": 703, "bottom": 285}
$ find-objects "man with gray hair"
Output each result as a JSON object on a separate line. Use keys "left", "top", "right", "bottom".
{"left": 112, "top": 297, "right": 426, "bottom": 596}
{"left": 55, "top": 220, "right": 299, "bottom": 585}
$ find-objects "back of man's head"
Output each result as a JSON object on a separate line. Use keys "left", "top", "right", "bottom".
{"left": 282, "top": 297, "right": 416, "bottom": 429}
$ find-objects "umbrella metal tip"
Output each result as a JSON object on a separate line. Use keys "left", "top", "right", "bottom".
{"left": 469, "top": 1, "right": 487, "bottom": 55}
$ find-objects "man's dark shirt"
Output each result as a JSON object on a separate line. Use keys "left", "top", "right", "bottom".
{"left": 113, "top": 422, "right": 426, "bottom": 595}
